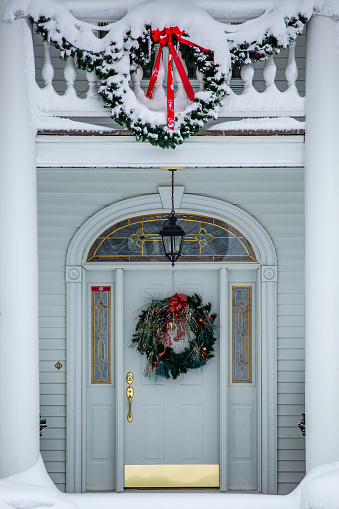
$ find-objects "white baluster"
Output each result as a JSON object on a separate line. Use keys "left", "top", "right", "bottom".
{"left": 196, "top": 69, "right": 204, "bottom": 91}
{"left": 174, "top": 50, "right": 189, "bottom": 110}
{"left": 64, "top": 57, "right": 77, "bottom": 97}
{"left": 151, "top": 44, "right": 166, "bottom": 105}
{"left": 41, "top": 41, "right": 54, "bottom": 90}
{"left": 285, "top": 42, "right": 298, "bottom": 91}
{"left": 241, "top": 62, "right": 255, "bottom": 93}
{"left": 131, "top": 66, "right": 146, "bottom": 103}
{"left": 263, "top": 55, "right": 277, "bottom": 92}
{"left": 86, "top": 70, "right": 99, "bottom": 100}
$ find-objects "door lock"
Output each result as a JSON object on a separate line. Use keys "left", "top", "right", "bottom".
{"left": 126, "top": 372, "right": 134, "bottom": 385}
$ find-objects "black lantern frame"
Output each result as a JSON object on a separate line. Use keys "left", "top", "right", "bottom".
{"left": 159, "top": 169, "right": 186, "bottom": 266}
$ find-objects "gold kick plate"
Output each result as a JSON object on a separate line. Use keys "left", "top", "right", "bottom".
{"left": 125, "top": 464, "right": 219, "bottom": 488}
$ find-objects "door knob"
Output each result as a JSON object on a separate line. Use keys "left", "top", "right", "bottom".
{"left": 126, "top": 386, "right": 134, "bottom": 422}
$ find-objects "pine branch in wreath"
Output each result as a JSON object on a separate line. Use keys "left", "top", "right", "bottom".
{"left": 131, "top": 293, "right": 217, "bottom": 380}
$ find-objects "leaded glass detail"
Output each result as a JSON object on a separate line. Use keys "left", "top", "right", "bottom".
{"left": 91, "top": 286, "right": 111, "bottom": 384}
{"left": 86, "top": 214, "right": 256, "bottom": 263}
{"left": 232, "top": 286, "right": 252, "bottom": 383}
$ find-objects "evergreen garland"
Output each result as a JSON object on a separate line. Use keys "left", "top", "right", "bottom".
{"left": 229, "top": 14, "right": 308, "bottom": 67}
{"left": 131, "top": 293, "right": 217, "bottom": 380}
{"left": 298, "top": 412, "right": 305, "bottom": 436}
{"left": 33, "top": 11, "right": 307, "bottom": 149}
{"left": 40, "top": 415, "right": 47, "bottom": 436}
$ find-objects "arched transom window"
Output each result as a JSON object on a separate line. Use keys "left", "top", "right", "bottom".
{"left": 86, "top": 213, "right": 257, "bottom": 263}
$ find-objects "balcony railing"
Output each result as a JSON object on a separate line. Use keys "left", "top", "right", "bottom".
{"left": 36, "top": 37, "right": 305, "bottom": 124}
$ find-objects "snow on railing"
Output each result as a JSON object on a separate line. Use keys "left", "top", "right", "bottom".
{"left": 37, "top": 38, "right": 304, "bottom": 120}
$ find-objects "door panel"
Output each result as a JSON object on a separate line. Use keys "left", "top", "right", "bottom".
{"left": 86, "top": 273, "right": 116, "bottom": 491}
{"left": 228, "top": 273, "right": 258, "bottom": 491}
{"left": 123, "top": 270, "right": 220, "bottom": 488}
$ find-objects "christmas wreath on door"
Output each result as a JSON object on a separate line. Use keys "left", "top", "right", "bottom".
{"left": 131, "top": 293, "right": 217, "bottom": 380}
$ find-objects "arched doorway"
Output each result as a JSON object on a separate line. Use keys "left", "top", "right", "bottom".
{"left": 66, "top": 194, "right": 277, "bottom": 494}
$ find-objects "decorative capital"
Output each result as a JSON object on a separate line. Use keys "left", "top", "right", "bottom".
{"left": 261, "top": 266, "right": 277, "bottom": 282}
{"left": 66, "top": 266, "right": 82, "bottom": 283}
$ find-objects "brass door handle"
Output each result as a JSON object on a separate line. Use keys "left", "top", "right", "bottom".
{"left": 126, "top": 386, "right": 134, "bottom": 422}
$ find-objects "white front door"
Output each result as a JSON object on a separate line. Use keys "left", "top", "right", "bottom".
{"left": 123, "top": 269, "right": 220, "bottom": 488}
{"left": 85, "top": 267, "right": 259, "bottom": 491}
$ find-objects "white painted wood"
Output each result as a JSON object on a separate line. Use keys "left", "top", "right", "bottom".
{"left": 115, "top": 268, "right": 124, "bottom": 492}
{"left": 64, "top": 57, "right": 77, "bottom": 98}
{"left": 285, "top": 43, "right": 298, "bottom": 91}
{"left": 123, "top": 270, "right": 219, "bottom": 474}
{"left": 66, "top": 266, "right": 83, "bottom": 493}
{"left": 32, "top": 27, "right": 305, "bottom": 118}
{"left": 42, "top": 41, "right": 54, "bottom": 89}
{"left": 261, "top": 265, "right": 278, "bottom": 494}
{"left": 0, "top": 13, "right": 39, "bottom": 477}
{"left": 305, "top": 15, "right": 339, "bottom": 472}
{"left": 66, "top": 194, "right": 276, "bottom": 267}
{"left": 241, "top": 62, "right": 255, "bottom": 93}
{"left": 158, "top": 186, "right": 185, "bottom": 210}
{"left": 36, "top": 136, "right": 305, "bottom": 169}
{"left": 86, "top": 70, "right": 101, "bottom": 102}
{"left": 263, "top": 57, "right": 278, "bottom": 93}
{"left": 85, "top": 275, "right": 116, "bottom": 491}
{"left": 227, "top": 275, "right": 258, "bottom": 491}
{"left": 219, "top": 268, "right": 228, "bottom": 491}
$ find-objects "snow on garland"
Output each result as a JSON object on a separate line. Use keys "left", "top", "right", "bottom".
{"left": 5, "top": 0, "right": 309, "bottom": 149}
{"left": 131, "top": 293, "right": 217, "bottom": 380}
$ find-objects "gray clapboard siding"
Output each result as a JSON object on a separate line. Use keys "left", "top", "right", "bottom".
{"left": 278, "top": 372, "right": 304, "bottom": 383}
{"left": 38, "top": 165, "right": 305, "bottom": 493}
{"left": 42, "top": 450, "right": 66, "bottom": 461}
{"left": 40, "top": 328, "right": 66, "bottom": 339}
{"left": 278, "top": 341, "right": 304, "bottom": 352}
{"left": 278, "top": 450, "right": 305, "bottom": 461}
{"left": 40, "top": 372, "right": 66, "bottom": 384}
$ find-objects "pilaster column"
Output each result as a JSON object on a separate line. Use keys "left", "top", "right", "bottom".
{"left": 305, "top": 15, "right": 339, "bottom": 471}
{"left": 0, "top": 8, "right": 40, "bottom": 476}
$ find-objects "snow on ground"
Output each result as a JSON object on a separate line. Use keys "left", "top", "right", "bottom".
{"left": 1, "top": 456, "right": 339, "bottom": 509}
{"left": 208, "top": 117, "right": 305, "bottom": 131}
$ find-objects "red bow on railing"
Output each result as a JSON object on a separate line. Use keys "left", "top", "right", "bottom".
{"left": 146, "top": 27, "right": 210, "bottom": 130}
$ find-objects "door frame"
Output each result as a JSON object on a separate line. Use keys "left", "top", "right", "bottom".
{"left": 65, "top": 193, "right": 277, "bottom": 494}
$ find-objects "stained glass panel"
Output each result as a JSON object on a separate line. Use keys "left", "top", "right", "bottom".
{"left": 91, "top": 286, "right": 111, "bottom": 384}
{"left": 232, "top": 286, "right": 252, "bottom": 383}
{"left": 86, "top": 214, "right": 256, "bottom": 263}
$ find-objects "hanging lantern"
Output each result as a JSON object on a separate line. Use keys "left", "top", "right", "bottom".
{"left": 158, "top": 168, "right": 186, "bottom": 266}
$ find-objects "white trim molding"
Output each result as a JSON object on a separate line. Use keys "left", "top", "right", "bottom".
{"left": 66, "top": 194, "right": 277, "bottom": 494}
{"left": 37, "top": 135, "right": 304, "bottom": 169}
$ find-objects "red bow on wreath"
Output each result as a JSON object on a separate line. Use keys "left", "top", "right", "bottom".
{"left": 146, "top": 27, "right": 210, "bottom": 130}
{"left": 168, "top": 293, "right": 188, "bottom": 314}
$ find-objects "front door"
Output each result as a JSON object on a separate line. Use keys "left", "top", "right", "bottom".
{"left": 123, "top": 269, "right": 220, "bottom": 488}
{"left": 85, "top": 267, "right": 259, "bottom": 492}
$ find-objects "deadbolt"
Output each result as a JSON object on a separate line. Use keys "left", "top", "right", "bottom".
{"left": 126, "top": 372, "right": 134, "bottom": 384}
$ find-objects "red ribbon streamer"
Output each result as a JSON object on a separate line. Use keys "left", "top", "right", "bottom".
{"left": 146, "top": 27, "right": 210, "bottom": 130}
{"left": 159, "top": 294, "right": 188, "bottom": 357}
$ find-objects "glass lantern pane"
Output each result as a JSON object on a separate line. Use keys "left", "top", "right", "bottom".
{"left": 173, "top": 235, "right": 183, "bottom": 252}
